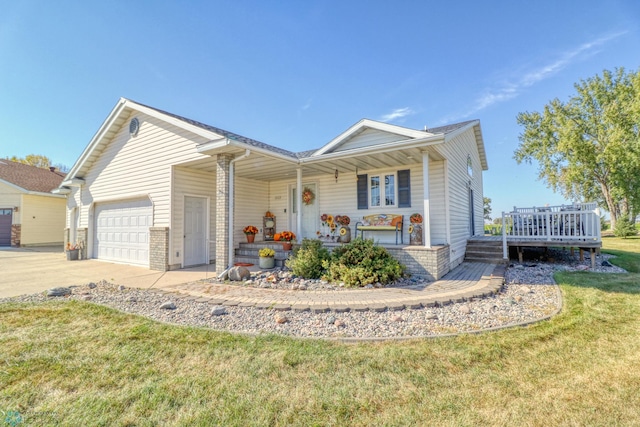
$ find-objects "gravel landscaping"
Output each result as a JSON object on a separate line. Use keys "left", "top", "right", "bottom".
{"left": 1, "top": 250, "right": 625, "bottom": 340}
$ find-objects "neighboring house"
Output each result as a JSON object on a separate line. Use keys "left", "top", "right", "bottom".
{"left": 56, "top": 98, "right": 487, "bottom": 279}
{"left": 0, "top": 160, "right": 66, "bottom": 246}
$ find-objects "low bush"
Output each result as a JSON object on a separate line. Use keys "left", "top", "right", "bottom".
{"left": 285, "top": 238, "right": 330, "bottom": 279}
{"left": 322, "top": 238, "right": 405, "bottom": 287}
{"left": 614, "top": 216, "right": 637, "bottom": 239}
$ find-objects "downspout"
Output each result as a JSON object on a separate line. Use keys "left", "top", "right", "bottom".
{"left": 228, "top": 149, "right": 251, "bottom": 269}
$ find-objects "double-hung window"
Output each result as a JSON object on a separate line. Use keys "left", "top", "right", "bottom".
{"left": 358, "top": 169, "right": 410, "bottom": 209}
{"left": 370, "top": 173, "right": 396, "bottom": 207}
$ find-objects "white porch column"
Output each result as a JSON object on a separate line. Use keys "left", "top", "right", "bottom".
{"left": 422, "top": 152, "right": 432, "bottom": 248}
{"left": 296, "top": 167, "right": 302, "bottom": 243}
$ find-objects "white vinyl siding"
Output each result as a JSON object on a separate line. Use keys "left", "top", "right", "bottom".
{"left": 428, "top": 160, "right": 447, "bottom": 245}
{"left": 171, "top": 167, "right": 216, "bottom": 267}
{"left": 79, "top": 111, "right": 211, "bottom": 231}
{"left": 234, "top": 176, "right": 270, "bottom": 245}
{"left": 434, "top": 127, "right": 484, "bottom": 266}
{"left": 258, "top": 165, "right": 427, "bottom": 245}
{"left": 333, "top": 128, "right": 408, "bottom": 152}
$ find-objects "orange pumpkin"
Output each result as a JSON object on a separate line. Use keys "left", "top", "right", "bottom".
{"left": 273, "top": 233, "right": 281, "bottom": 241}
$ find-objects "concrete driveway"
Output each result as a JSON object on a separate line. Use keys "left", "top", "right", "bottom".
{"left": 0, "top": 247, "right": 217, "bottom": 298}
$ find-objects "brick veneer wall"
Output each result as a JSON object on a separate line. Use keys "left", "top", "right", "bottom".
{"left": 215, "top": 154, "right": 232, "bottom": 275}
{"left": 76, "top": 228, "right": 88, "bottom": 260}
{"left": 11, "top": 224, "right": 21, "bottom": 247}
{"left": 321, "top": 242, "right": 451, "bottom": 281}
{"left": 150, "top": 227, "right": 169, "bottom": 271}
{"left": 386, "top": 245, "right": 451, "bottom": 280}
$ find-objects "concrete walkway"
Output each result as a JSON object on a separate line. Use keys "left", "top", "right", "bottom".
{"left": 163, "top": 262, "right": 506, "bottom": 312}
{"left": 0, "top": 247, "right": 505, "bottom": 312}
{"left": 0, "top": 247, "right": 217, "bottom": 298}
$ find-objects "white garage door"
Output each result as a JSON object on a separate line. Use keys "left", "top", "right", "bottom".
{"left": 94, "top": 199, "right": 152, "bottom": 266}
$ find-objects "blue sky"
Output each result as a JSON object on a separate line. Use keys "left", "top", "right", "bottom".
{"left": 1, "top": 1, "right": 639, "bottom": 217}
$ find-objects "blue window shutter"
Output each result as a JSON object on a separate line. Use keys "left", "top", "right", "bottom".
{"left": 357, "top": 174, "right": 368, "bottom": 209}
{"left": 398, "top": 169, "right": 411, "bottom": 208}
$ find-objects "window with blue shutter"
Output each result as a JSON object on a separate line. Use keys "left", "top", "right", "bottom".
{"left": 357, "top": 174, "right": 368, "bottom": 209}
{"left": 398, "top": 169, "right": 411, "bottom": 208}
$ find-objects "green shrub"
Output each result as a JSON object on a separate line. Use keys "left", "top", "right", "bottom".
{"left": 322, "top": 238, "right": 405, "bottom": 287}
{"left": 613, "top": 216, "right": 637, "bottom": 238}
{"left": 285, "top": 238, "right": 330, "bottom": 279}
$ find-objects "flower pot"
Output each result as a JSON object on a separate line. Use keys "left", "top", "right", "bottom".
{"left": 409, "top": 224, "right": 423, "bottom": 246}
{"left": 337, "top": 226, "right": 351, "bottom": 243}
{"left": 282, "top": 242, "right": 292, "bottom": 251}
{"left": 259, "top": 256, "right": 275, "bottom": 269}
{"left": 246, "top": 234, "right": 255, "bottom": 243}
{"left": 66, "top": 249, "right": 79, "bottom": 261}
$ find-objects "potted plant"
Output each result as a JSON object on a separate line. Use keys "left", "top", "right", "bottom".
{"left": 336, "top": 215, "right": 351, "bottom": 243}
{"left": 66, "top": 242, "right": 80, "bottom": 261}
{"left": 279, "top": 230, "right": 296, "bottom": 251}
{"left": 243, "top": 225, "right": 259, "bottom": 243}
{"left": 258, "top": 247, "right": 276, "bottom": 269}
{"left": 409, "top": 213, "right": 423, "bottom": 246}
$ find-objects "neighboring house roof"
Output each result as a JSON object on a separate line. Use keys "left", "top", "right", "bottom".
{"left": 0, "top": 160, "right": 66, "bottom": 194}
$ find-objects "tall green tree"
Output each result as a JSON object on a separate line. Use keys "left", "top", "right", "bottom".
{"left": 483, "top": 197, "right": 492, "bottom": 222}
{"left": 514, "top": 68, "right": 640, "bottom": 228}
{"left": 9, "top": 154, "right": 52, "bottom": 169}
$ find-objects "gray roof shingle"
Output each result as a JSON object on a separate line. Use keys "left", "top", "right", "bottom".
{"left": 130, "top": 99, "right": 477, "bottom": 159}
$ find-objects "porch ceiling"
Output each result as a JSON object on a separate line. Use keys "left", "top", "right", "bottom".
{"left": 181, "top": 146, "right": 443, "bottom": 181}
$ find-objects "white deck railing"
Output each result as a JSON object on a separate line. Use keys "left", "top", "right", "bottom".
{"left": 501, "top": 203, "right": 602, "bottom": 258}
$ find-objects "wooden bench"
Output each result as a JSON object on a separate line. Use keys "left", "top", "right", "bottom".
{"left": 355, "top": 214, "right": 403, "bottom": 244}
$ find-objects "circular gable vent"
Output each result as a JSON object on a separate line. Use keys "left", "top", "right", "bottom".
{"left": 129, "top": 117, "right": 140, "bottom": 136}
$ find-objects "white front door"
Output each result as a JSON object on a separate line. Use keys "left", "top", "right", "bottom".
{"left": 292, "top": 184, "right": 318, "bottom": 239}
{"left": 184, "top": 196, "right": 207, "bottom": 267}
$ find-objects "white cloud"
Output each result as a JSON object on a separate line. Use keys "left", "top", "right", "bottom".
{"left": 379, "top": 107, "right": 415, "bottom": 122}
{"left": 439, "top": 30, "right": 628, "bottom": 124}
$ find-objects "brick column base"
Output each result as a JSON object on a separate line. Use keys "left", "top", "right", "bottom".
{"left": 11, "top": 224, "right": 21, "bottom": 247}
{"left": 150, "top": 227, "right": 169, "bottom": 271}
{"left": 77, "top": 228, "right": 88, "bottom": 260}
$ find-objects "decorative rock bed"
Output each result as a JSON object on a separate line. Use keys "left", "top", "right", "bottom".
{"left": 0, "top": 250, "right": 625, "bottom": 340}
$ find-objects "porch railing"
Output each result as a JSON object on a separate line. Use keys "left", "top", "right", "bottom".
{"left": 501, "top": 203, "right": 602, "bottom": 259}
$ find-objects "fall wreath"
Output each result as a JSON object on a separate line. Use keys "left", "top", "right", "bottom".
{"left": 302, "top": 187, "right": 315, "bottom": 205}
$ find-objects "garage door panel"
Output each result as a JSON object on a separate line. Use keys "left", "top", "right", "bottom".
{"left": 94, "top": 199, "right": 152, "bottom": 266}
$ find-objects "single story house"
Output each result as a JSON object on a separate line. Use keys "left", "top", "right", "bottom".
{"left": 56, "top": 98, "right": 487, "bottom": 279}
{"left": 0, "top": 160, "right": 67, "bottom": 246}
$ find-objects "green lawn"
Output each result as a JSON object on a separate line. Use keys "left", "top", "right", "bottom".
{"left": 1, "top": 238, "right": 639, "bottom": 426}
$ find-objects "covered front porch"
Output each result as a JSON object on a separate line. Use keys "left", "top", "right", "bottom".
{"left": 188, "top": 126, "right": 450, "bottom": 277}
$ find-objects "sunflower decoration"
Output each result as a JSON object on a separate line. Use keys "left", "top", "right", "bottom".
{"left": 336, "top": 215, "right": 350, "bottom": 226}
{"left": 330, "top": 223, "right": 337, "bottom": 232}
{"left": 408, "top": 225, "right": 414, "bottom": 234}
{"left": 302, "top": 187, "right": 315, "bottom": 205}
{"left": 327, "top": 215, "right": 334, "bottom": 226}
{"left": 320, "top": 213, "right": 328, "bottom": 222}
{"left": 339, "top": 227, "right": 347, "bottom": 236}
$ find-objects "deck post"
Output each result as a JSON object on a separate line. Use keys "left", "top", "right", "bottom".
{"left": 502, "top": 211, "right": 508, "bottom": 259}
{"left": 296, "top": 168, "right": 302, "bottom": 243}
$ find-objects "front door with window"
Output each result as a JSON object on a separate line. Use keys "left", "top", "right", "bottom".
{"left": 291, "top": 184, "right": 318, "bottom": 239}
{"left": 184, "top": 196, "right": 207, "bottom": 267}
